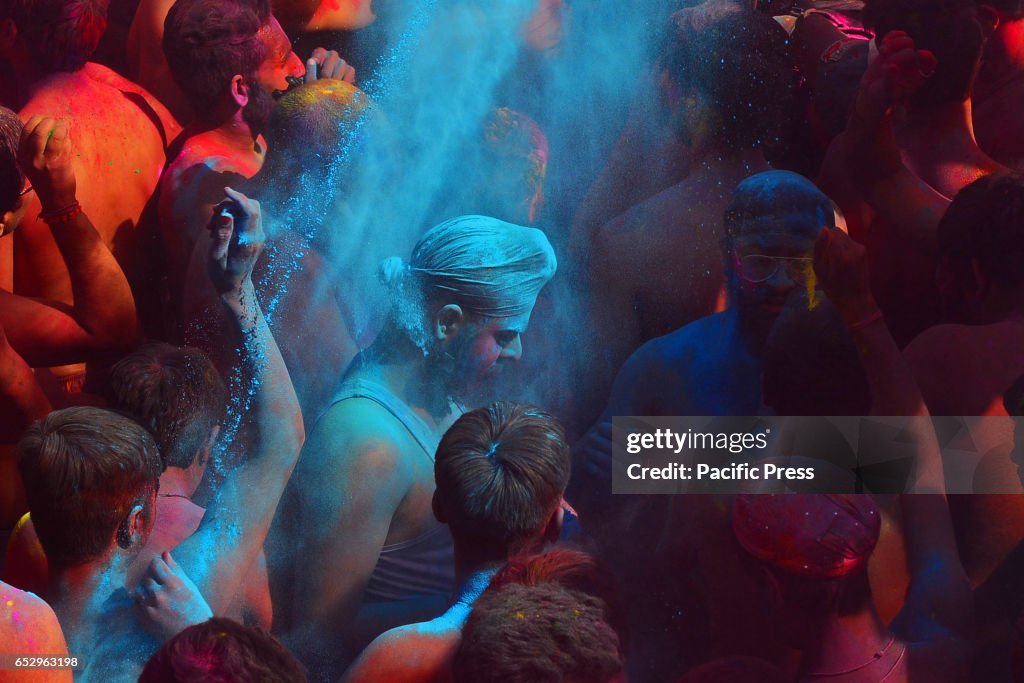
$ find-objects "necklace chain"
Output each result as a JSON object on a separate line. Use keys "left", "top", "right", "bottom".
{"left": 804, "top": 636, "right": 899, "bottom": 678}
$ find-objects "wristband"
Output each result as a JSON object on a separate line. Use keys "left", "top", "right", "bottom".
{"left": 39, "top": 201, "right": 82, "bottom": 225}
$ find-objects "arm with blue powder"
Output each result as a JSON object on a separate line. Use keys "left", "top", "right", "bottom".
{"left": 174, "top": 187, "right": 305, "bottom": 616}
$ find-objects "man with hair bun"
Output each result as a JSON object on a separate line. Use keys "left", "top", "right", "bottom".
{"left": 342, "top": 401, "right": 572, "bottom": 683}
{"left": 278, "top": 215, "right": 556, "bottom": 679}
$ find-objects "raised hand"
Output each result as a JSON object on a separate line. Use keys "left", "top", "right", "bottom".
{"left": 134, "top": 551, "right": 213, "bottom": 641}
{"left": 207, "top": 187, "right": 265, "bottom": 295}
{"left": 813, "top": 226, "right": 878, "bottom": 322}
{"left": 17, "top": 115, "right": 76, "bottom": 212}
{"left": 305, "top": 48, "right": 357, "bottom": 84}
{"left": 856, "top": 30, "right": 938, "bottom": 119}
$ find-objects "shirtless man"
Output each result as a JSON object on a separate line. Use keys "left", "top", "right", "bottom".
{"left": 277, "top": 215, "right": 557, "bottom": 679}
{"left": 183, "top": 80, "right": 367, "bottom": 419}
{"left": 584, "top": 9, "right": 792, "bottom": 411}
{"left": 159, "top": 0, "right": 353, "bottom": 339}
{"left": 818, "top": 0, "right": 1004, "bottom": 343}
{"left": 729, "top": 220, "right": 972, "bottom": 683}
{"left": 0, "top": 0, "right": 179, "bottom": 324}
{"left": 4, "top": 342, "right": 274, "bottom": 628}
{"left": 902, "top": 172, "right": 1024, "bottom": 416}
{"left": 973, "top": 0, "right": 1024, "bottom": 170}
{"left": 14, "top": 188, "right": 303, "bottom": 681}
{"left": 341, "top": 402, "right": 571, "bottom": 683}
{"left": 128, "top": 0, "right": 356, "bottom": 123}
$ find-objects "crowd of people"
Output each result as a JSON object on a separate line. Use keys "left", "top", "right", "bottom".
{"left": 1, "top": 0, "right": 1023, "bottom": 681}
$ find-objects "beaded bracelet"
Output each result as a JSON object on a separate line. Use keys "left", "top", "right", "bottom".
{"left": 39, "top": 201, "right": 83, "bottom": 225}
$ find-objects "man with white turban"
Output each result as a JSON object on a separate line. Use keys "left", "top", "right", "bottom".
{"left": 274, "top": 214, "right": 557, "bottom": 679}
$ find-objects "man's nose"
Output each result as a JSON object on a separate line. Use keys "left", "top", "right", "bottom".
{"left": 287, "top": 51, "right": 305, "bottom": 79}
{"left": 499, "top": 335, "right": 523, "bottom": 361}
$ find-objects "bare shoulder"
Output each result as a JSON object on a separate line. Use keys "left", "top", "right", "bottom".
{"left": 903, "top": 324, "right": 979, "bottom": 368}
{"left": 300, "top": 398, "right": 416, "bottom": 483}
{"left": 342, "top": 623, "right": 455, "bottom": 683}
{"left": 0, "top": 581, "right": 67, "bottom": 655}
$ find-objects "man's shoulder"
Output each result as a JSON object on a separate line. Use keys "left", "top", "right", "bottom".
{"left": 344, "top": 622, "right": 457, "bottom": 683}
{"left": 629, "top": 313, "right": 727, "bottom": 367}
{"left": 301, "top": 398, "right": 417, "bottom": 478}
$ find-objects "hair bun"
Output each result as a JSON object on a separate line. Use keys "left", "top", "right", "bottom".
{"left": 379, "top": 256, "right": 409, "bottom": 287}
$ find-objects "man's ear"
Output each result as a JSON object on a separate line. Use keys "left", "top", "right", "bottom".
{"left": 0, "top": 18, "right": 17, "bottom": 53}
{"left": 434, "top": 304, "right": 464, "bottom": 342}
{"left": 118, "top": 503, "right": 147, "bottom": 549}
{"left": 197, "top": 424, "right": 220, "bottom": 468}
{"left": 230, "top": 74, "right": 250, "bottom": 109}
{"left": 977, "top": 5, "right": 1002, "bottom": 38}
{"left": 542, "top": 502, "right": 564, "bottom": 545}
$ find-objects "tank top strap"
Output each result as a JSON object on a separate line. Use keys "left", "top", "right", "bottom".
{"left": 329, "top": 378, "right": 439, "bottom": 460}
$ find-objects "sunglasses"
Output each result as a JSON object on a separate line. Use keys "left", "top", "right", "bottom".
{"left": 734, "top": 253, "right": 814, "bottom": 285}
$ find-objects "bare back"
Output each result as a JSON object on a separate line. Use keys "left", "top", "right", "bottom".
{"left": 14, "top": 70, "right": 171, "bottom": 306}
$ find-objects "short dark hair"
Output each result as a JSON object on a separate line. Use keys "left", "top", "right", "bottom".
{"left": 162, "top": 0, "right": 270, "bottom": 113}
{"left": 453, "top": 582, "right": 624, "bottom": 683}
{"left": 863, "top": 0, "right": 983, "bottom": 106}
{"left": 17, "top": 407, "right": 162, "bottom": 568}
{"left": 0, "top": 0, "right": 107, "bottom": 72}
{"left": 490, "top": 549, "right": 628, "bottom": 649}
{"left": 139, "top": 617, "right": 307, "bottom": 682}
{"left": 661, "top": 10, "right": 793, "bottom": 151}
{"left": 0, "top": 0, "right": 105, "bottom": 72}
{"left": 434, "top": 402, "right": 571, "bottom": 558}
{"left": 721, "top": 170, "right": 834, "bottom": 254}
{"left": 109, "top": 343, "right": 227, "bottom": 470}
{"left": 938, "top": 172, "right": 1024, "bottom": 295}
{"left": 0, "top": 106, "right": 23, "bottom": 214}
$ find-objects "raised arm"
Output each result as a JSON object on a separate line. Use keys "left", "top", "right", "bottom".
{"left": 814, "top": 225, "right": 972, "bottom": 672}
{"left": 842, "top": 31, "right": 949, "bottom": 244}
{"left": 175, "top": 187, "right": 304, "bottom": 615}
{"left": 1, "top": 116, "right": 139, "bottom": 366}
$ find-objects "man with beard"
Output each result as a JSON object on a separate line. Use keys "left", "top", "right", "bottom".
{"left": 157, "top": 0, "right": 305, "bottom": 338}
{"left": 570, "top": 171, "right": 833, "bottom": 681}
{"left": 276, "top": 214, "right": 557, "bottom": 679}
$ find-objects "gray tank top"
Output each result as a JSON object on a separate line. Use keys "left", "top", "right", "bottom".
{"left": 329, "top": 378, "right": 456, "bottom": 602}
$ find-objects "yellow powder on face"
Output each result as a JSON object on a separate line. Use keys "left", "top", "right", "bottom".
{"left": 805, "top": 261, "right": 819, "bottom": 311}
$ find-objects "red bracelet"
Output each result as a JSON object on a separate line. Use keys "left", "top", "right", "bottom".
{"left": 39, "top": 201, "right": 82, "bottom": 225}
{"left": 848, "top": 308, "right": 884, "bottom": 330}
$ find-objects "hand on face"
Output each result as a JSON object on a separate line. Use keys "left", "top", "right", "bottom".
{"left": 813, "top": 226, "right": 877, "bottom": 319}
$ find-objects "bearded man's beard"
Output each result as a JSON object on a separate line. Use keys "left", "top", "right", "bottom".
{"left": 242, "top": 80, "right": 276, "bottom": 136}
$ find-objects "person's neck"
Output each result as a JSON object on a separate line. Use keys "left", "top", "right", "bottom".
{"left": 451, "top": 553, "right": 503, "bottom": 608}
{"left": 359, "top": 336, "right": 455, "bottom": 425}
{"left": 49, "top": 552, "right": 131, "bottom": 633}
{"left": 901, "top": 99, "right": 980, "bottom": 151}
{"left": 159, "top": 466, "right": 199, "bottom": 499}
{"left": 801, "top": 608, "right": 891, "bottom": 678}
{"left": 188, "top": 111, "right": 263, "bottom": 155}
{"left": 0, "top": 49, "right": 39, "bottom": 109}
